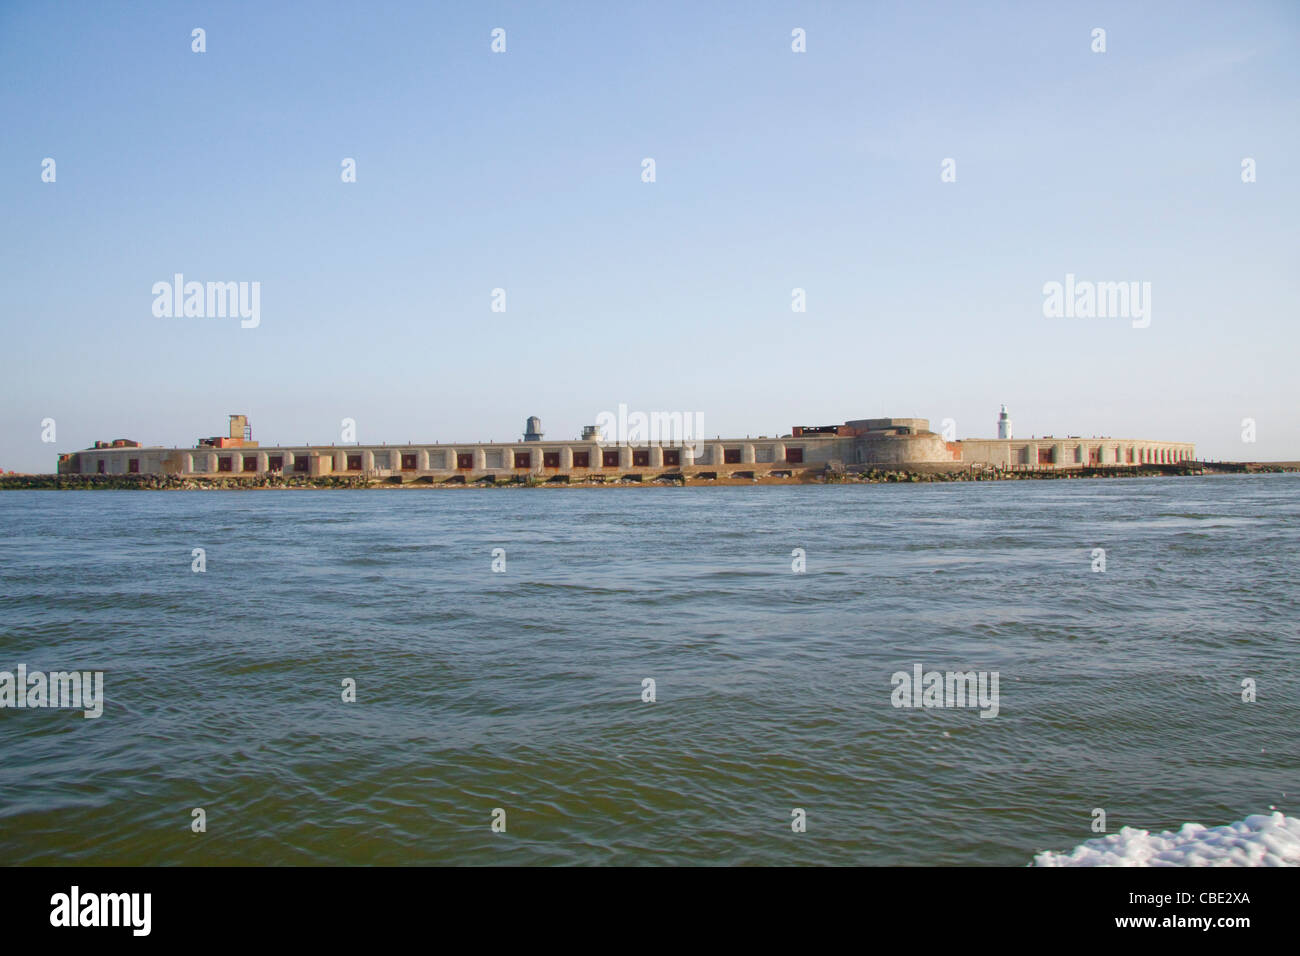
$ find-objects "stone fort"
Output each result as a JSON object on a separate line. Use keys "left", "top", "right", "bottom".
{"left": 58, "top": 409, "right": 1196, "bottom": 480}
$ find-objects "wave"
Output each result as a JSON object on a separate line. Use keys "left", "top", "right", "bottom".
{"left": 1032, "top": 811, "right": 1300, "bottom": 866}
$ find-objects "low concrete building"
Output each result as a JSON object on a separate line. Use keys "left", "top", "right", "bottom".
{"left": 56, "top": 413, "right": 1195, "bottom": 480}
{"left": 959, "top": 437, "right": 1196, "bottom": 469}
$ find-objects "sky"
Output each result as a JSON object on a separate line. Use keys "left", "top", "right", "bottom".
{"left": 1, "top": 0, "right": 1297, "bottom": 471}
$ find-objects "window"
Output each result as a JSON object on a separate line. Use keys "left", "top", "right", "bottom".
{"left": 97, "top": 460, "right": 106, "bottom": 474}
{"left": 294, "top": 457, "right": 309, "bottom": 473}
{"left": 268, "top": 456, "right": 283, "bottom": 471}
{"left": 457, "top": 453, "right": 474, "bottom": 469}
{"left": 128, "top": 459, "right": 140, "bottom": 473}
{"left": 724, "top": 448, "right": 742, "bottom": 464}
{"left": 572, "top": 451, "right": 590, "bottom": 468}
{"left": 633, "top": 450, "right": 649, "bottom": 467}
{"left": 347, "top": 454, "right": 362, "bottom": 471}
{"left": 543, "top": 452, "right": 560, "bottom": 468}
{"left": 663, "top": 449, "right": 680, "bottom": 466}
{"left": 602, "top": 450, "right": 620, "bottom": 468}
{"left": 244, "top": 456, "right": 258, "bottom": 471}
{"left": 514, "top": 452, "right": 531, "bottom": 469}
{"left": 401, "top": 453, "right": 417, "bottom": 470}
{"left": 786, "top": 447, "right": 803, "bottom": 463}
{"left": 218, "top": 457, "right": 233, "bottom": 472}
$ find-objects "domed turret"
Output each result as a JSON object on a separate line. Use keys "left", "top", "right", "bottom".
{"left": 523, "top": 416, "right": 543, "bottom": 442}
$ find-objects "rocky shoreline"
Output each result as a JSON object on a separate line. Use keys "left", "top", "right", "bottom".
{"left": 2, "top": 462, "right": 1283, "bottom": 491}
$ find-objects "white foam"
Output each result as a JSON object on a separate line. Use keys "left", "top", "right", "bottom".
{"left": 1032, "top": 812, "right": 1300, "bottom": 866}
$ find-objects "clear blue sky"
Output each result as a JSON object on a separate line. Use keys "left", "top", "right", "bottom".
{"left": 2, "top": 0, "right": 1297, "bottom": 470}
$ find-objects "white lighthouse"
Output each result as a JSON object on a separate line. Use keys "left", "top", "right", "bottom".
{"left": 997, "top": 404, "right": 1012, "bottom": 439}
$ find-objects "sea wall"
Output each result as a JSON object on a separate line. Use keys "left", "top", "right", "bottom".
{"left": 2, "top": 462, "right": 1218, "bottom": 490}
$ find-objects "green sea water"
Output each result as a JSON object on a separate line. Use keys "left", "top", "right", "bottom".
{"left": 0, "top": 475, "right": 1296, "bottom": 865}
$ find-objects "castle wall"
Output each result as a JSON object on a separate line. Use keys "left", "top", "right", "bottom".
{"left": 850, "top": 433, "right": 956, "bottom": 465}
{"left": 62, "top": 436, "right": 844, "bottom": 479}
{"left": 958, "top": 439, "right": 1196, "bottom": 469}
{"left": 58, "top": 424, "right": 1197, "bottom": 478}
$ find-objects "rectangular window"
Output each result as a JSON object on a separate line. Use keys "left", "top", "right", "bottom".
{"left": 347, "top": 454, "right": 362, "bottom": 471}
{"left": 401, "top": 453, "right": 417, "bottom": 470}
{"left": 602, "top": 450, "right": 620, "bottom": 468}
{"left": 97, "top": 460, "right": 106, "bottom": 474}
{"left": 218, "top": 456, "right": 233, "bottom": 472}
{"left": 457, "top": 453, "right": 474, "bottom": 469}
{"left": 572, "top": 451, "right": 590, "bottom": 468}
{"left": 128, "top": 459, "right": 140, "bottom": 473}
{"left": 1037, "top": 448, "right": 1053, "bottom": 465}
{"left": 294, "top": 457, "right": 310, "bottom": 473}
{"left": 543, "top": 452, "right": 560, "bottom": 468}
{"left": 514, "top": 452, "right": 531, "bottom": 469}
{"left": 268, "top": 456, "right": 283, "bottom": 471}
{"left": 786, "top": 447, "right": 804, "bottom": 464}
{"left": 633, "top": 450, "right": 650, "bottom": 467}
{"left": 724, "top": 448, "right": 742, "bottom": 464}
{"left": 663, "top": 449, "right": 680, "bottom": 466}
{"left": 244, "top": 456, "right": 257, "bottom": 472}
